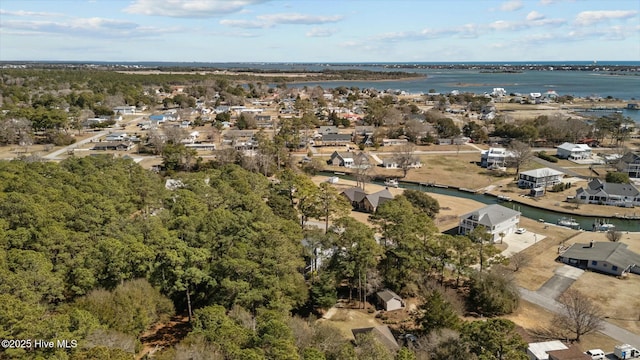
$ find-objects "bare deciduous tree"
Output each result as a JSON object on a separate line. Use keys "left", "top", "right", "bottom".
{"left": 394, "top": 143, "right": 418, "bottom": 178}
{"left": 507, "top": 140, "right": 533, "bottom": 179}
{"left": 164, "top": 126, "right": 188, "bottom": 145}
{"left": 510, "top": 252, "right": 530, "bottom": 272}
{"left": 554, "top": 289, "right": 604, "bottom": 342}
{"left": 606, "top": 230, "right": 622, "bottom": 242}
{"left": 353, "top": 154, "right": 372, "bottom": 190}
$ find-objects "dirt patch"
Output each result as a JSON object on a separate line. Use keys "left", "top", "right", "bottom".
{"left": 136, "top": 315, "right": 191, "bottom": 359}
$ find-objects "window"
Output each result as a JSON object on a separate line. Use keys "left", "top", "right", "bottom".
{"left": 591, "top": 260, "right": 598, "bottom": 266}
{"left": 612, "top": 266, "right": 618, "bottom": 271}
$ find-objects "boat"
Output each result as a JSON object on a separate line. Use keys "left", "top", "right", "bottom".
{"left": 384, "top": 178, "right": 399, "bottom": 188}
{"left": 593, "top": 220, "right": 615, "bottom": 232}
{"left": 557, "top": 217, "right": 580, "bottom": 230}
{"left": 497, "top": 195, "right": 512, "bottom": 202}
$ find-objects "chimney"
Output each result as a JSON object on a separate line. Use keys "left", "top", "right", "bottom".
{"left": 590, "top": 240, "right": 594, "bottom": 248}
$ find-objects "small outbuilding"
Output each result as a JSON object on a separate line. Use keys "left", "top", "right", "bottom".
{"left": 376, "top": 289, "right": 405, "bottom": 311}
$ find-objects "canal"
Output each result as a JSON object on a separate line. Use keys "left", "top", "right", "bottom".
{"left": 322, "top": 172, "right": 640, "bottom": 232}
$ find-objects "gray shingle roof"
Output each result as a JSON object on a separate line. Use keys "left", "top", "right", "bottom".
{"left": 461, "top": 204, "right": 521, "bottom": 227}
{"left": 341, "top": 187, "right": 367, "bottom": 203}
{"left": 351, "top": 326, "right": 399, "bottom": 350}
{"left": 366, "top": 189, "right": 394, "bottom": 209}
{"left": 561, "top": 242, "right": 640, "bottom": 269}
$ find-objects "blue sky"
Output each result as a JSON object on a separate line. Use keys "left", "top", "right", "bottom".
{"left": 0, "top": 0, "right": 638, "bottom": 62}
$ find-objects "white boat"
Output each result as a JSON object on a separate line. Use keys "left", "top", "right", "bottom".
{"left": 594, "top": 222, "right": 615, "bottom": 232}
{"left": 558, "top": 217, "right": 580, "bottom": 230}
{"left": 384, "top": 178, "right": 399, "bottom": 188}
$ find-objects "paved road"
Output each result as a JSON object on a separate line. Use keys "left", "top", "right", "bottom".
{"left": 519, "top": 287, "right": 640, "bottom": 349}
{"left": 43, "top": 115, "right": 146, "bottom": 160}
{"left": 531, "top": 156, "right": 587, "bottom": 178}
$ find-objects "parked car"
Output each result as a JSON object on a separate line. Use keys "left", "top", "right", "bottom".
{"left": 515, "top": 228, "right": 527, "bottom": 234}
{"left": 585, "top": 349, "right": 606, "bottom": 360}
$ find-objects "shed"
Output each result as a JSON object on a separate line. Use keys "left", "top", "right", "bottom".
{"left": 376, "top": 289, "right": 405, "bottom": 311}
{"left": 351, "top": 326, "right": 399, "bottom": 351}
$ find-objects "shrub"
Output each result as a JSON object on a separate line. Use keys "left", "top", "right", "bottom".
{"left": 536, "top": 151, "right": 558, "bottom": 163}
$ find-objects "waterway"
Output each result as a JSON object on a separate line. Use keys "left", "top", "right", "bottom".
{"left": 322, "top": 172, "right": 640, "bottom": 232}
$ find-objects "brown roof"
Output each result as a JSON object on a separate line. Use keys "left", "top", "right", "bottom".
{"left": 548, "top": 345, "right": 591, "bottom": 360}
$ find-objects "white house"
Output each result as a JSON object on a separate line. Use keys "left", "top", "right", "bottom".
{"left": 113, "top": 105, "right": 136, "bottom": 115}
{"left": 480, "top": 147, "right": 514, "bottom": 168}
{"left": 556, "top": 142, "right": 592, "bottom": 160}
{"left": 382, "top": 138, "right": 409, "bottom": 146}
{"left": 527, "top": 341, "right": 568, "bottom": 360}
{"left": 458, "top": 204, "right": 521, "bottom": 242}
{"left": 105, "top": 132, "right": 128, "bottom": 142}
{"left": 376, "top": 289, "right": 405, "bottom": 311}
{"left": 518, "top": 168, "right": 564, "bottom": 189}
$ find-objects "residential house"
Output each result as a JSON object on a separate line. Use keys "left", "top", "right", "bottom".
{"left": 341, "top": 187, "right": 368, "bottom": 211}
{"left": 616, "top": 152, "right": 640, "bottom": 179}
{"left": 518, "top": 168, "right": 564, "bottom": 189}
{"left": 575, "top": 179, "right": 640, "bottom": 207}
{"left": 458, "top": 204, "right": 521, "bottom": 242}
{"left": 351, "top": 326, "right": 399, "bottom": 351}
{"left": 558, "top": 241, "right": 640, "bottom": 276}
{"left": 382, "top": 138, "right": 409, "bottom": 147}
{"left": 382, "top": 158, "right": 398, "bottom": 169}
{"left": 480, "top": 147, "right": 514, "bottom": 168}
{"left": 376, "top": 289, "right": 405, "bottom": 311}
{"left": 556, "top": 142, "right": 592, "bottom": 160}
{"left": 113, "top": 105, "right": 136, "bottom": 115}
{"left": 321, "top": 133, "right": 352, "bottom": 146}
{"left": 93, "top": 141, "right": 134, "bottom": 151}
{"left": 328, "top": 151, "right": 354, "bottom": 168}
{"left": 362, "top": 188, "right": 394, "bottom": 212}
{"left": 527, "top": 341, "right": 568, "bottom": 360}
{"left": 84, "top": 117, "right": 111, "bottom": 127}
{"left": 105, "top": 132, "right": 128, "bottom": 142}
{"left": 318, "top": 126, "right": 339, "bottom": 135}
{"left": 547, "top": 346, "right": 590, "bottom": 360}
{"left": 255, "top": 115, "right": 272, "bottom": 128}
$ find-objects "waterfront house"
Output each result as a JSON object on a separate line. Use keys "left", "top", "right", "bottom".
{"left": 556, "top": 142, "right": 592, "bottom": 160}
{"left": 382, "top": 158, "right": 399, "bottom": 169}
{"left": 480, "top": 147, "right": 514, "bottom": 168}
{"left": 341, "top": 187, "right": 368, "bottom": 210}
{"left": 458, "top": 204, "right": 521, "bottom": 242}
{"left": 616, "top": 152, "right": 640, "bottom": 179}
{"left": 362, "top": 188, "right": 394, "bottom": 212}
{"left": 328, "top": 151, "right": 354, "bottom": 168}
{"left": 518, "top": 168, "right": 564, "bottom": 189}
{"left": 575, "top": 179, "right": 640, "bottom": 207}
{"left": 558, "top": 241, "right": 640, "bottom": 276}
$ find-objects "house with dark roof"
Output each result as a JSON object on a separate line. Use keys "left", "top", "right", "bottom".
{"left": 376, "top": 289, "right": 405, "bottom": 311}
{"left": 558, "top": 241, "right": 640, "bottom": 276}
{"left": 458, "top": 204, "right": 521, "bottom": 242}
{"left": 321, "top": 133, "right": 352, "bottom": 146}
{"left": 616, "top": 152, "right": 640, "bottom": 179}
{"left": 575, "top": 179, "right": 640, "bottom": 207}
{"left": 351, "top": 326, "right": 399, "bottom": 351}
{"left": 340, "top": 187, "right": 394, "bottom": 213}
{"left": 363, "top": 188, "right": 394, "bottom": 213}
{"left": 93, "top": 141, "right": 134, "bottom": 151}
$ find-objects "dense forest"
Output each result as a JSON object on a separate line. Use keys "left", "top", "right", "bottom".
{"left": 0, "top": 156, "right": 528, "bottom": 359}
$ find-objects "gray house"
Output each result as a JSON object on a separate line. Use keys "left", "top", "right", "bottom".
{"left": 328, "top": 151, "right": 354, "bottom": 167}
{"left": 376, "top": 289, "right": 405, "bottom": 311}
{"left": 458, "top": 204, "right": 521, "bottom": 242}
{"left": 575, "top": 179, "right": 640, "bottom": 207}
{"left": 341, "top": 187, "right": 393, "bottom": 213}
{"left": 321, "top": 133, "right": 352, "bottom": 146}
{"left": 617, "top": 152, "right": 640, "bottom": 179}
{"left": 558, "top": 242, "right": 640, "bottom": 276}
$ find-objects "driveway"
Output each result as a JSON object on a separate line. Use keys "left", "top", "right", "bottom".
{"left": 500, "top": 231, "right": 545, "bottom": 257}
{"left": 536, "top": 265, "right": 584, "bottom": 299}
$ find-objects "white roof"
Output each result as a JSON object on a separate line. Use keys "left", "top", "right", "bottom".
{"left": 528, "top": 341, "right": 568, "bottom": 360}
{"left": 519, "top": 167, "right": 564, "bottom": 178}
{"left": 558, "top": 142, "right": 591, "bottom": 151}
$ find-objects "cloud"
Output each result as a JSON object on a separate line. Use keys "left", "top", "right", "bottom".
{"left": 220, "top": 12, "right": 343, "bottom": 29}
{"left": 257, "top": 13, "right": 343, "bottom": 25}
{"left": 500, "top": 0, "right": 523, "bottom": 12}
{"left": 306, "top": 27, "right": 337, "bottom": 37}
{"left": 575, "top": 10, "right": 638, "bottom": 26}
{"left": 123, "top": 0, "right": 267, "bottom": 18}
{"left": 1, "top": 17, "right": 176, "bottom": 38}
{"left": 0, "top": 9, "right": 63, "bottom": 17}
{"left": 526, "top": 11, "right": 545, "bottom": 21}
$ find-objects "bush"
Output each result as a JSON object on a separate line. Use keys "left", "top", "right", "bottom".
{"left": 467, "top": 270, "right": 519, "bottom": 316}
{"left": 536, "top": 151, "right": 558, "bottom": 163}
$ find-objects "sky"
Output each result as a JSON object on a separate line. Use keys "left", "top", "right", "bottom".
{"left": 0, "top": 0, "right": 639, "bottom": 63}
